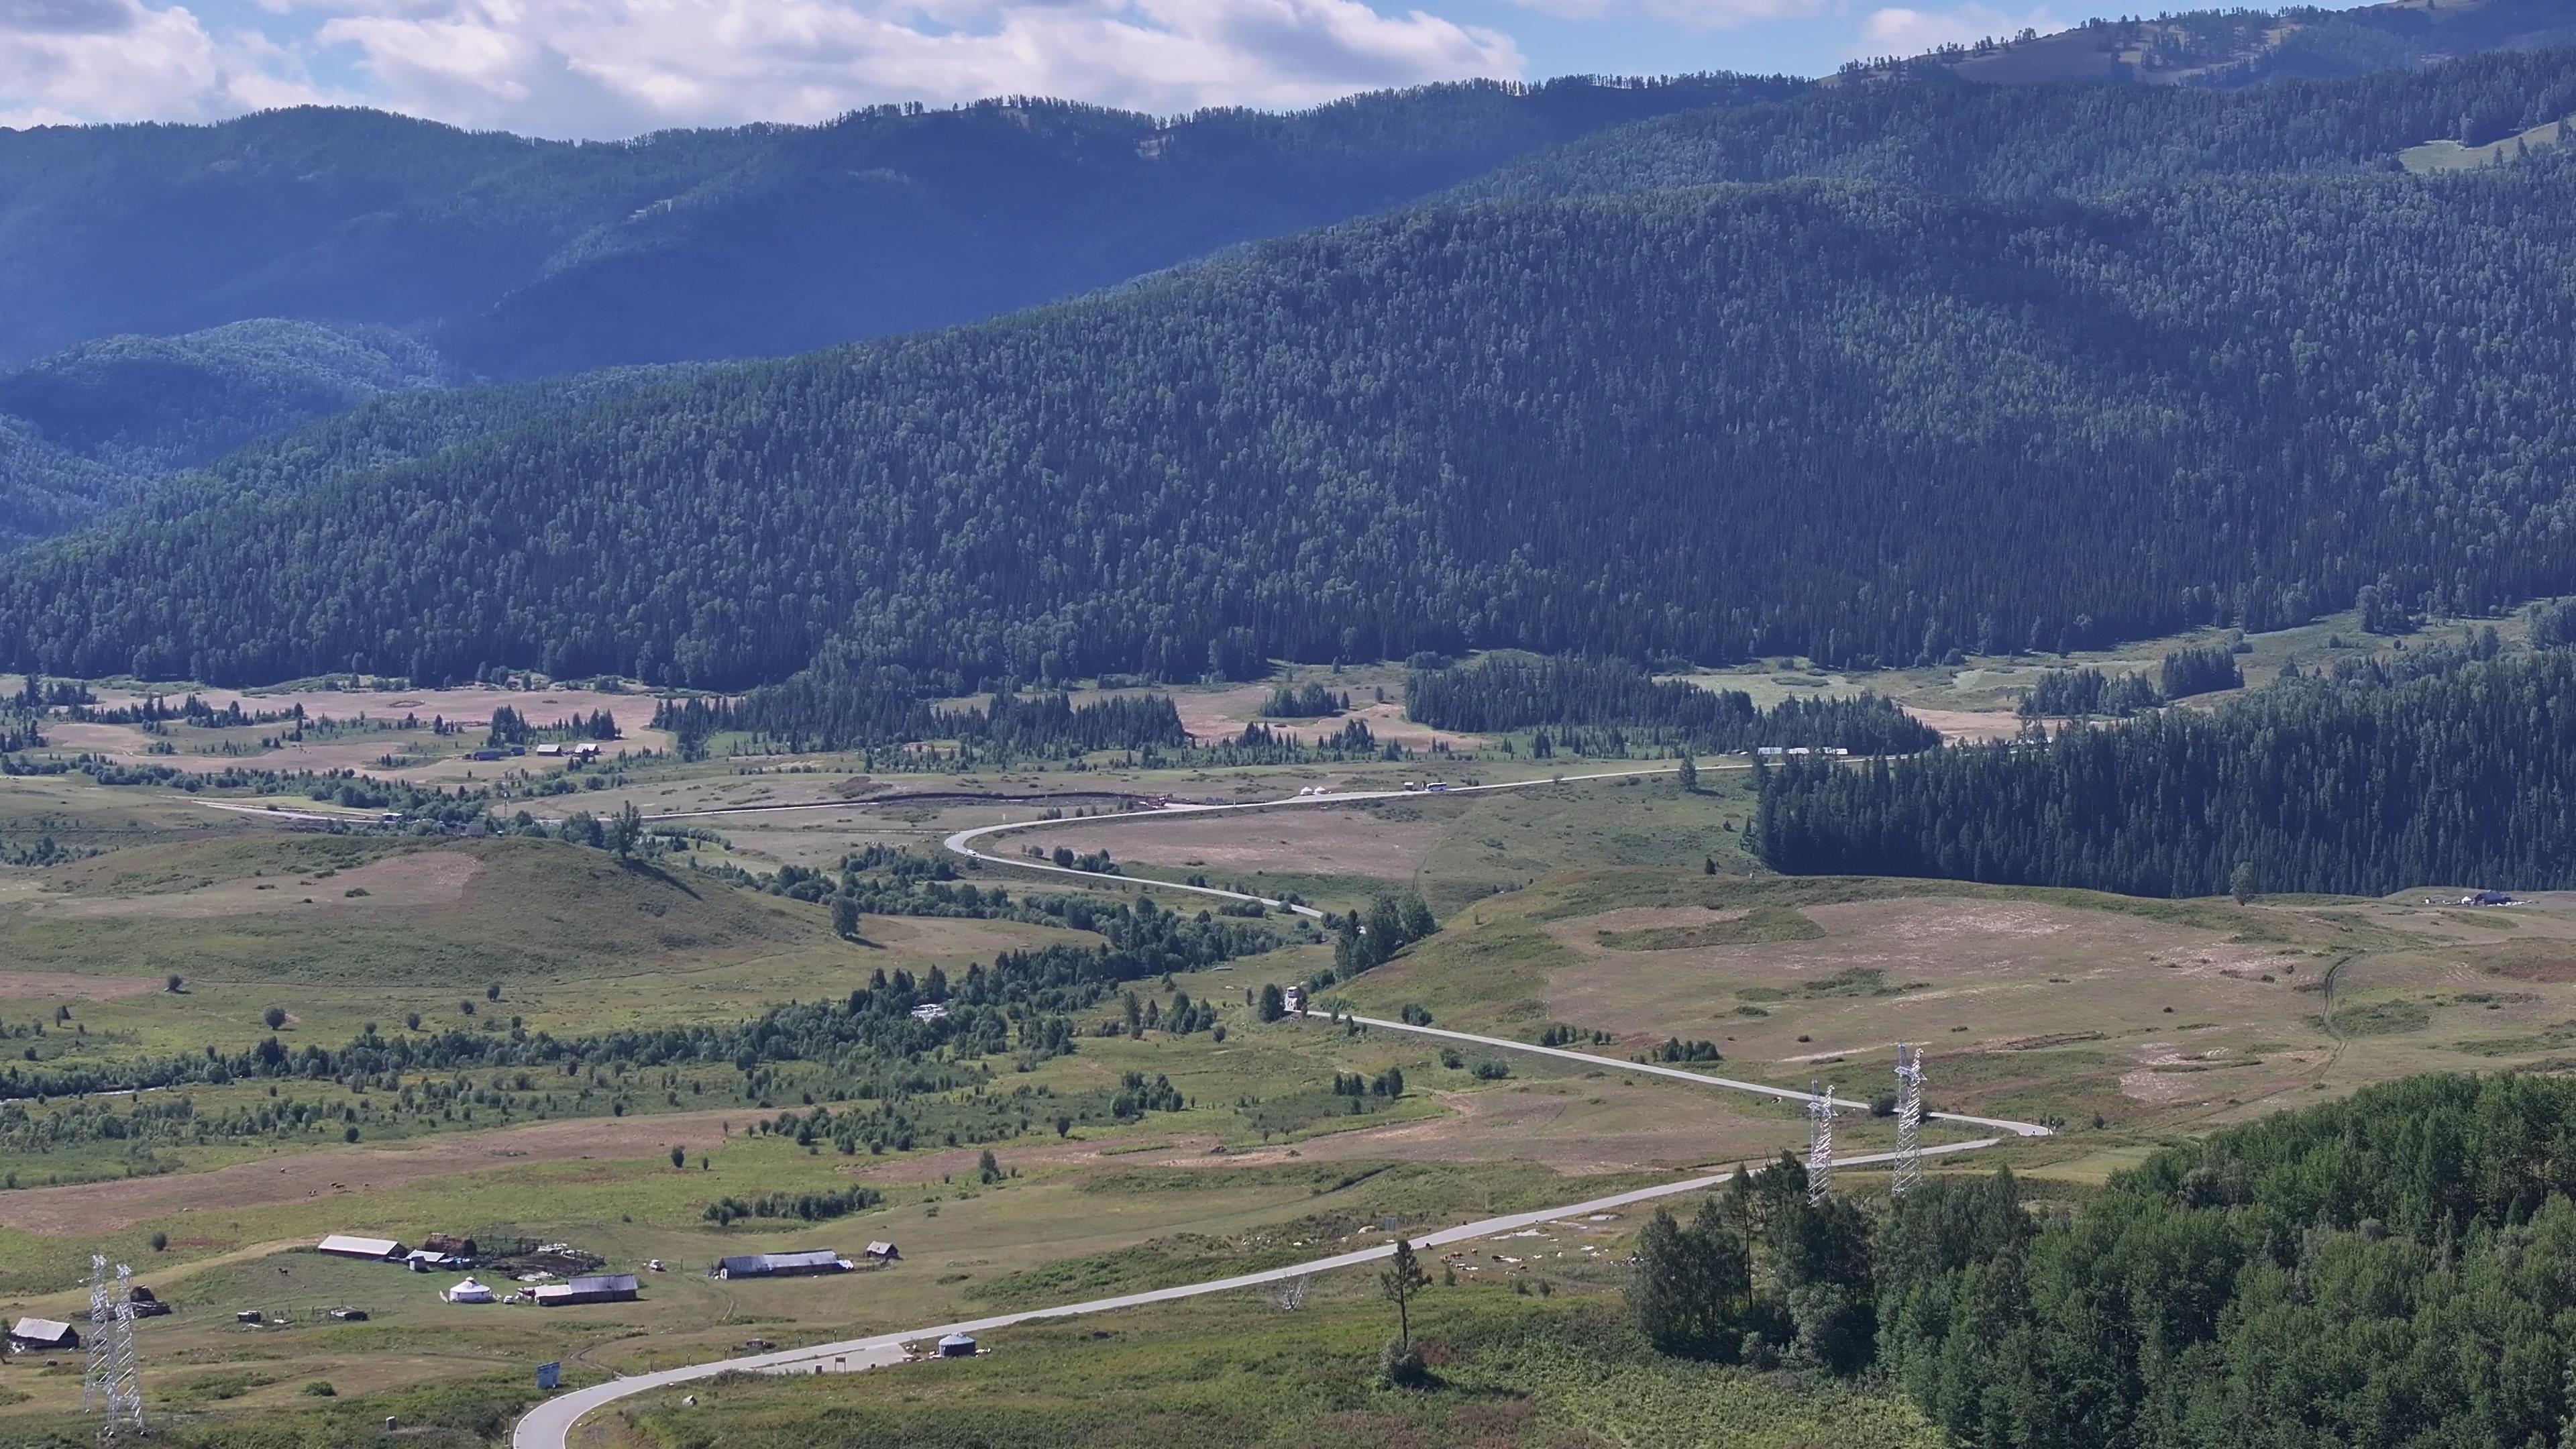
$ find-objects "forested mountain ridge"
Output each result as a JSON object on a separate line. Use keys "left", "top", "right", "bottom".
{"left": 0, "top": 320, "right": 446, "bottom": 547}
{"left": 1475, "top": 46, "right": 2576, "bottom": 201}
{"left": 0, "top": 76, "right": 1796, "bottom": 378}
{"left": 11, "top": 52, "right": 2576, "bottom": 690}
{"left": 10, "top": 74, "right": 2576, "bottom": 690}
{"left": 1840, "top": 0, "right": 2576, "bottom": 91}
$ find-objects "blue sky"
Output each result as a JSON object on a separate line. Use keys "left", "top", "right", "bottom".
{"left": 0, "top": 0, "right": 2381, "bottom": 138}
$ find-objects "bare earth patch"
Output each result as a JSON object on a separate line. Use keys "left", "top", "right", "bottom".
{"left": 0, "top": 1110, "right": 753, "bottom": 1236}
{"left": 0, "top": 971, "right": 160, "bottom": 1002}
{"left": 1904, "top": 708, "right": 2027, "bottom": 744}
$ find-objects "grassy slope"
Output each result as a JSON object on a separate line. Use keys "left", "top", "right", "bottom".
{"left": 0, "top": 834, "right": 823, "bottom": 987}
{"left": 9, "top": 736, "right": 2571, "bottom": 1440}
{"left": 610, "top": 1289, "right": 1937, "bottom": 1449}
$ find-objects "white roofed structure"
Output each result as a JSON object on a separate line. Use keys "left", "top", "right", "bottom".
{"left": 8, "top": 1317, "right": 77, "bottom": 1349}
{"left": 317, "top": 1234, "right": 404, "bottom": 1260}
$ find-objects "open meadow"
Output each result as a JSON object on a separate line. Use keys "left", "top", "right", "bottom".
{"left": 0, "top": 655, "right": 2566, "bottom": 1445}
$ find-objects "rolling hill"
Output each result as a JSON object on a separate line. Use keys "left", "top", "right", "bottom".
{"left": 0, "top": 320, "right": 445, "bottom": 546}
{"left": 4, "top": 52, "right": 2573, "bottom": 691}
{"left": 0, "top": 76, "right": 1796, "bottom": 381}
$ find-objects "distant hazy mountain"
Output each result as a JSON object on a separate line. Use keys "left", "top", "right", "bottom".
{"left": 0, "top": 320, "right": 443, "bottom": 546}
{"left": 1842, "top": 0, "right": 2576, "bottom": 90}
{"left": 0, "top": 77, "right": 1797, "bottom": 380}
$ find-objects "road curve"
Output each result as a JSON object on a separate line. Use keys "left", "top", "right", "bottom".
{"left": 513, "top": 757, "right": 2040, "bottom": 1447}
{"left": 930, "top": 771, "right": 2051, "bottom": 1139}
{"left": 509, "top": 1136, "right": 1996, "bottom": 1448}
{"left": 940, "top": 763, "right": 1713, "bottom": 919}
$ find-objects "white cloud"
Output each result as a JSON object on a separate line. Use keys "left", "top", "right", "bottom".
{"left": 0, "top": 0, "right": 1515, "bottom": 137}
{"left": 0, "top": 0, "right": 333, "bottom": 127}
{"left": 1855, "top": 2, "right": 2058, "bottom": 58}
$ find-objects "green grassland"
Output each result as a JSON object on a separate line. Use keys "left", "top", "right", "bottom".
{"left": 1657, "top": 602, "right": 2566, "bottom": 724}
{"left": 1339, "top": 867, "right": 2576, "bottom": 1142}
{"left": 2402, "top": 115, "right": 2571, "bottom": 173}
{"left": 0, "top": 834, "right": 837, "bottom": 988}
{"left": 590, "top": 1286, "right": 1939, "bottom": 1449}
{"left": 5, "top": 667, "right": 2573, "bottom": 1444}
{"left": 0, "top": 1275, "right": 1941, "bottom": 1448}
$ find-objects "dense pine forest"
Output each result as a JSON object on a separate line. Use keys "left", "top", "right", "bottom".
{"left": 1886, "top": 1073, "right": 2576, "bottom": 1446}
{"left": 1625, "top": 1073, "right": 2576, "bottom": 1446}
{"left": 0, "top": 320, "right": 450, "bottom": 544}
{"left": 648, "top": 662, "right": 1188, "bottom": 756}
{"left": 6, "top": 50, "right": 2576, "bottom": 689}
{"left": 1756, "top": 647, "right": 2576, "bottom": 897}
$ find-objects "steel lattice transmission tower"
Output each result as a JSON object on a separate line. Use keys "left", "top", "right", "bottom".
{"left": 1893, "top": 1044, "right": 1928, "bottom": 1197}
{"left": 81, "top": 1254, "right": 145, "bottom": 1439}
{"left": 1806, "top": 1080, "right": 1837, "bottom": 1203}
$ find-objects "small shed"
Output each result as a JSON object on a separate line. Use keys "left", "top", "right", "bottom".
{"left": 864, "top": 1242, "right": 900, "bottom": 1263}
{"left": 445, "top": 1277, "right": 496, "bottom": 1304}
{"left": 317, "top": 1234, "right": 405, "bottom": 1261}
{"left": 936, "top": 1332, "right": 977, "bottom": 1358}
{"left": 532, "top": 1274, "right": 640, "bottom": 1307}
{"left": 7, "top": 1318, "right": 77, "bottom": 1350}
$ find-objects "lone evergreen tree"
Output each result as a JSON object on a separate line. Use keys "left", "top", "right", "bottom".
{"left": 607, "top": 800, "right": 645, "bottom": 859}
{"left": 1381, "top": 1236, "right": 1432, "bottom": 1351}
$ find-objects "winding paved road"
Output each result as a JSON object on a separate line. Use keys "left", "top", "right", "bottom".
{"left": 511, "top": 1138, "right": 1998, "bottom": 1447}
{"left": 513, "top": 763, "right": 2049, "bottom": 1447}
{"left": 941, "top": 763, "right": 1706, "bottom": 918}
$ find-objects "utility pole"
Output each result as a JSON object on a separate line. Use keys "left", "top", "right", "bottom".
{"left": 1894, "top": 1044, "right": 1927, "bottom": 1197}
{"left": 82, "top": 1254, "right": 146, "bottom": 1438}
{"left": 1807, "top": 1080, "right": 1836, "bottom": 1203}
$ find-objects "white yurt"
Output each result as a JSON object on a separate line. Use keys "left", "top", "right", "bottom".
{"left": 445, "top": 1277, "right": 496, "bottom": 1304}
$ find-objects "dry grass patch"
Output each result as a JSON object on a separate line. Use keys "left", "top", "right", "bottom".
{"left": 0, "top": 1110, "right": 755, "bottom": 1234}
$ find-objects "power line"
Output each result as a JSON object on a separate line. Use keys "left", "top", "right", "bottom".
{"left": 1807, "top": 1079, "right": 1836, "bottom": 1203}
{"left": 81, "top": 1254, "right": 145, "bottom": 1439}
{"left": 1894, "top": 1043, "right": 1927, "bottom": 1197}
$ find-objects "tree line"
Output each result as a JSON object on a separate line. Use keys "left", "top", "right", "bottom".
{"left": 1757, "top": 647, "right": 2576, "bottom": 896}
{"left": 0, "top": 891, "right": 1263, "bottom": 1102}
{"left": 2019, "top": 643, "right": 2244, "bottom": 718}
{"left": 1407, "top": 653, "right": 1938, "bottom": 754}
{"left": 649, "top": 661, "right": 1187, "bottom": 755}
